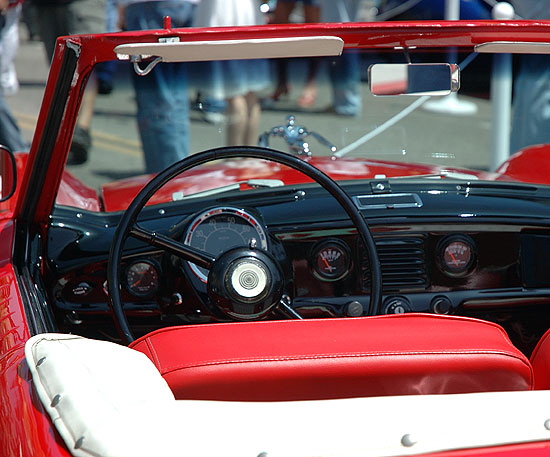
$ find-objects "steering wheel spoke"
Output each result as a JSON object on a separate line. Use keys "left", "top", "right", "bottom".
{"left": 130, "top": 225, "right": 215, "bottom": 269}
{"left": 278, "top": 295, "right": 303, "bottom": 319}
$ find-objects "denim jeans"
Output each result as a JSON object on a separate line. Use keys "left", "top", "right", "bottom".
{"left": 511, "top": 54, "right": 550, "bottom": 153}
{"left": 328, "top": 50, "right": 362, "bottom": 117}
{"left": 125, "top": 1, "right": 196, "bottom": 173}
{"left": 0, "top": 96, "right": 27, "bottom": 152}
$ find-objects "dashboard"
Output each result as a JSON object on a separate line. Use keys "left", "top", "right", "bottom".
{"left": 47, "top": 179, "right": 550, "bottom": 355}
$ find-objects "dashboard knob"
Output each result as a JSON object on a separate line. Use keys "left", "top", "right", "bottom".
{"left": 431, "top": 296, "right": 452, "bottom": 314}
{"left": 345, "top": 300, "right": 364, "bottom": 317}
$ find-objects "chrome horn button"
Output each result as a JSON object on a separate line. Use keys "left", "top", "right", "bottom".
{"left": 228, "top": 259, "right": 269, "bottom": 300}
{"left": 207, "top": 247, "right": 285, "bottom": 320}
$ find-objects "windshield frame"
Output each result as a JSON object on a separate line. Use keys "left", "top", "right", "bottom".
{"left": 16, "top": 19, "right": 550, "bottom": 222}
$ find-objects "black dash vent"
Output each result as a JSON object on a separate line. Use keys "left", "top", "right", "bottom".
{"left": 354, "top": 193, "right": 423, "bottom": 209}
{"left": 360, "top": 235, "right": 427, "bottom": 291}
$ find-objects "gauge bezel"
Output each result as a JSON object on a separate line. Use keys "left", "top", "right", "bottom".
{"left": 436, "top": 234, "right": 477, "bottom": 277}
{"left": 183, "top": 207, "right": 268, "bottom": 282}
{"left": 124, "top": 258, "right": 160, "bottom": 297}
{"left": 310, "top": 239, "right": 352, "bottom": 282}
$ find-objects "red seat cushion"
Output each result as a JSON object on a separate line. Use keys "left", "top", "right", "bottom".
{"left": 530, "top": 328, "right": 550, "bottom": 389}
{"left": 130, "top": 313, "right": 533, "bottom": 401}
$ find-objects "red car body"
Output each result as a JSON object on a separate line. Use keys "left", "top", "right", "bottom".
{"left": 3, "top": 18, "right": 550, "bottom": 457}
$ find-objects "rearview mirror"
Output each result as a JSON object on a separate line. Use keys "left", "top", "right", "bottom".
{"left": 368, "top": 63, "right": 460, "bottom": 96}
{"left": 0, "top": 146, "right": 17, "bottom": 202}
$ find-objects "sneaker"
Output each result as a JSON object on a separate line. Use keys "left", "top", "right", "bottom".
{"left": 97, "top": 78, "right": 113, "bottom": 95}
{"left": 202, "top": 111, "right": 226, "bottom": 125}
{"left": 68, "top": 127, "right": 91, "bottom": 165}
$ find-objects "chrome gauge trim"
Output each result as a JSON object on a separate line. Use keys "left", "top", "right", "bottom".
{"left": 436, "top": 234, "right": 477, "bottom": 277}
{"left": 311, "top": 239, "right": 352, "bottom": 281}
{"left": 183, "top": 207, "right": 268, "bottom": 282}
{"left": 124, "top": 259, "right": 160, "bottom": 297}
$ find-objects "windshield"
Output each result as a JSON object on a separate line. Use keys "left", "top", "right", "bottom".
{"left": 13, "top": 23, "right": 549, "bottom": 211}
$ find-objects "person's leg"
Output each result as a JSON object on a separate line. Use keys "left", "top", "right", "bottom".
{"left": 302, "top": 1, "right": 320, "bottom": 22}
{"left": 0, "top": 95, "right": 27, "bottom": 152}
{"left": 511, "top": 55, "right": 550, "bottom": 153}
{"left": 271, "top": 0, "right": 296, "bottom": 100}
{"left": 297, "top": 57, "right": 320, "bottom": 107}
{"left": 131, "top": 63, "right": 190, "bottom": 173}
{"left": 68, "top": 75, "right": 96, "bottom": 164}
{"left": 0, "top": 5, "right": 21, "bottom": 96}
{"left": 21, "top": 1, "right": 40, "bottom": 41}
{"left": 329, "top": 50, "right": 362, "bottom": 116}
{"left": 226, "top": 95, "right": 248, "bottom": 146}
{"left": 65, "top": 0, "right": 106, "bottom": 164}
{"left": 34, "top": 3, "right": 73, "bottom": 62}
{"left": 244, "top": 91, "right": 261, "bottom": 146}
{"left": 125, "top": 1, "right": 195, "bottom": 173}
{"left": 96, "top": 0, "right": 118, "bottom": 94}
{"left": 295, "top": 2, "right": 321, "bottom": 107}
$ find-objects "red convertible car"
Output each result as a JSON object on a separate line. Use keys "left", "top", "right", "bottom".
{"left": 3, "top": 12, "right": 550, "bottom": 457}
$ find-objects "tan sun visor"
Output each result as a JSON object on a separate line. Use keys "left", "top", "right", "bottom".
{"left": 114, "top": 36, "right": 344, "bottom": 62}
{"left": 475, "top": 41, "right": 550, "bottom": 54}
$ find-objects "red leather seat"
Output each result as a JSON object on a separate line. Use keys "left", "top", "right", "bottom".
{"left": 130, "top": 313, "right": 533, "bottom": 401}
{"left": 530, "top": 328, "right": 550, "bottom": 389}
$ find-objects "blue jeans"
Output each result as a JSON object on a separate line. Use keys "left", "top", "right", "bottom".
{"left": 125, "top": 1, "right": 196, "bottom": 173}
{"left": 0, "top": 95, "right": 27, "bottom": 152}
{"left": 511, "top": 54, "right": 550, "bottom": 153}
{"left": 329, "top": 50, "right": 362, "bottom": 117}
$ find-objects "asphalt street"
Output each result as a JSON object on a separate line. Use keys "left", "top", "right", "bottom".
{"left": 9, "top": 31, "right": 493, "bottom": 191}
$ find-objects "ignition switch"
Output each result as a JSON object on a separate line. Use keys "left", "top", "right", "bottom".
{"left": 384, "top": 296, "right": 411, "bottom": 314}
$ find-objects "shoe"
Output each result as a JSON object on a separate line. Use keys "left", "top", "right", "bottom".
{"left": 97, "top": 79, "right": 113, "bottom": 95}
{"left": 202, "top": 111, "right": 225, "bottom": 125}
{"left": 270, "top": 85, "right": 290, "bottom": 102}
{"left": 297, "top": 87, "right": 317, "bottom": 108}
{"left": 321, "top": 106, "right": 360, "bottom": 117}
{"left": 68, "top": 127, "right": 91, "bottom": 165}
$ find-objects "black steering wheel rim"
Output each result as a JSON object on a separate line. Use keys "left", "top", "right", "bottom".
{"left": 108, "top": 146, "right": 382, "bottom": 344}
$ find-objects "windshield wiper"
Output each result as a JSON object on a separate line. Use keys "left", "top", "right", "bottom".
{"left": 171, "top": 179, "right": 284, "bottom": 201}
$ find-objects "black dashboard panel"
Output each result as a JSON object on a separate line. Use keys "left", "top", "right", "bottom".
{"left": 48, "top": 180, "right": 550, "bottom": 354}
{"left": 521, "top": 233, "right": 550, "bottom": 288}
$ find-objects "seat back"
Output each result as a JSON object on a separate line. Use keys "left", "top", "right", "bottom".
{"left": 530, "top": 327, "right": 550, "bottom": 389}
{"left": 130, "top": 313, "right": 533, "bottom": 401}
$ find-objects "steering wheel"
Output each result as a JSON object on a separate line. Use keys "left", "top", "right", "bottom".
{"left": 107, "top": 146, "right": 382, "bottom": 344}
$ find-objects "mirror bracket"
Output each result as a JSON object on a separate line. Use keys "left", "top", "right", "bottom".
{"left": 394, "top": 46, "right": 417, "bottom": 64}
{"left": 131, "top": 56, "right": 162, "bottom": 76}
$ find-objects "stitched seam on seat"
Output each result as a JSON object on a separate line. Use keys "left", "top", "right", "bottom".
{"left": 160, "top": 350, "right": 530, "bottom": 376}
{"left": 134, "top": 314, "right": 511, "bottom": 340}
{"left": 142, "top": 339, "right": 162, "bottom": 369}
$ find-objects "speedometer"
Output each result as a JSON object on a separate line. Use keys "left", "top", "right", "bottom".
{"left": 184, "top": 207, "right": 268, "bottom": 282}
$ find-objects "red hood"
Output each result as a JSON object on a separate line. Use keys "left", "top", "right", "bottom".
{"left": 98, "top": 156, "right": 495, "bottom": 213}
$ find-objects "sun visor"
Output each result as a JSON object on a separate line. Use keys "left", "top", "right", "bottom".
{"left": 475, "top": 41, "right": 550, "bottom": 54}
{"left": 114, "top": 36, "right": 344, "bottom": 62}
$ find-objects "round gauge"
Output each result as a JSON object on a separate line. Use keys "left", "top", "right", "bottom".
{"left": 184, "top": 207, "right": 268, "bottom": 282}
{"left": 125, "top": 259, "right": 160, "bottom": 297}
{"left": 312, "top": 240, "right": 351, "bottom": 281}
{"left": 437, "top": 235, "right": 476, "bottom": 276}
